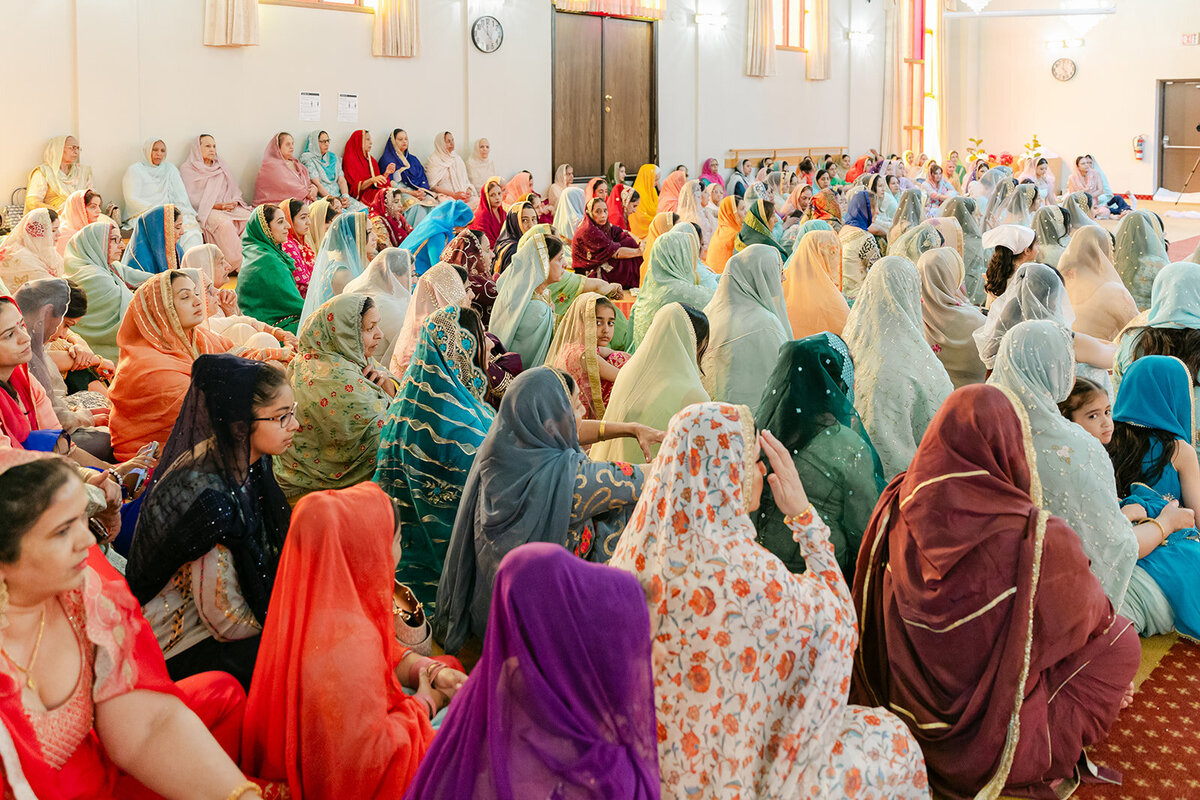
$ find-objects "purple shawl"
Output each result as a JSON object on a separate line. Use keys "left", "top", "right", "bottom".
{"left": 404, "top": 543, "right": 659, "bottom": 800}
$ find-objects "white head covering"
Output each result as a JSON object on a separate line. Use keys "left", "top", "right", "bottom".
{"left": 345, "top": 248, "right": 414, "bottom": 367}
{"left": 981, "top": 224, "right": 1035, "bottom": 254}
{"left": 389, "top": 262, "right": 467, "bottom": 378}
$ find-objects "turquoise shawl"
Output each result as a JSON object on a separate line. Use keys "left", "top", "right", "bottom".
{"left": 300, "top": 210, "right": 372, "bottom": 326}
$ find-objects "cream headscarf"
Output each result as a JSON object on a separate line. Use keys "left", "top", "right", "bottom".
{"left": 916, "top": 248, "right": 987, "bottom": 389}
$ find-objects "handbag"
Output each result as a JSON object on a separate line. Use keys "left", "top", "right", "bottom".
{"left": 393, "top": 580, "right": 432, "bottom": 655}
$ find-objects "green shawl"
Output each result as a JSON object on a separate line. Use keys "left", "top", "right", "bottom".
{"left": 628, "top": 227, "right": 714, "bottom": 347}
{"left": 61, "top": 221, "right": 152, "bottom": 361}
{"left": 733, "top": 199, "right": 788, "bottom": 261}
{"left": 236, "top": 205, "right": 304, "bottom": 334}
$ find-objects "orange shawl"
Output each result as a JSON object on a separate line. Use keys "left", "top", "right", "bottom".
{"left": 706, "top": 196, "right": 741, "bottom": 273}
{"left": 783, "top": 229, "right": 849, "bottom": 338}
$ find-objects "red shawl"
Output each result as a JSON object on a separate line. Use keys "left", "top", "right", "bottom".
{"left": 241, "top": 482, "right": 434, "bottom": 799}
{"left": 469, "top": 178, "right": 505, "bottom": 247}
{"left": 584, "top": 177, "right": 607, "bottom": 204}
{"left": 851, "top": 385, "right": 1122, "bottom": 799}
{"left": 607, "top": 184, "right": 630, "bottom": 231}
{"left": 369, "top": 190, "right": 412, "bottom": 247}
{"left": 845, "top": 155, "right": 870, "bottom": 182}
{"left": 342, "top": 130, "right": 384, "bottom": 205}
{"left": 0, "top": 301, "right": 39, "bottom": 443}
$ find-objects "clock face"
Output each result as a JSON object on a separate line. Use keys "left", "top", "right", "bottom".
{"left": 472, "top": 16, "right": 503, "bottom": 54}
{"left": 1051, "top": 57, "right": 1077, "bottom": 82}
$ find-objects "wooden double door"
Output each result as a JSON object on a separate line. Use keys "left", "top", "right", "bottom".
{"left": 552, "top": 11, "right": 656, "bottom": 178}
{"left": 1160, "top": 80, "right": 1200, "bottom": 192}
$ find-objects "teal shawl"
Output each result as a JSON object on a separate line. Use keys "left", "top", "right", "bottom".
{"left": 301, "top": 210, "right": 372, "bottom": 325}
{"left": 236, "top": 205, "right": 303, "bottom": 333}
{"left": 62, "top": 221, "right": 152, "bottom": 361}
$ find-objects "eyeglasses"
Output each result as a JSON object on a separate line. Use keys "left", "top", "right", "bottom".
{"left": 253, "top": 403, "right": 298, "bottom": 429}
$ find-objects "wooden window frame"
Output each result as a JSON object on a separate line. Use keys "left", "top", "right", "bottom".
{"left": 258, "top": 0, "right": 374, "bottom": 14}
{"left": 774, "top": 0, "right": 806, "bottom": 52}
{"left": 900, "top": 0, "right": 925, "bottom": 153}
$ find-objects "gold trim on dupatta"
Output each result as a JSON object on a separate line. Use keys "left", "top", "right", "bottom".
{"left": 163, "top": 203, "right": 179, "bottom": 271}
{"left": 734, "top": 403, "right": 756, "bottom": 513}
{"left": 581, "top": 294, "right": 607, "bottom": 418}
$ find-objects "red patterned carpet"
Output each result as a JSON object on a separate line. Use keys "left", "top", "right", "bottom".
{"left": 1079, "top": 639, "right": 1200, "bottom": 799}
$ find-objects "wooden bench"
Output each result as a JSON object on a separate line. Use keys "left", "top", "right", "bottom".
{"left": 724, "top": 146, "right": 848, "bottom": 169}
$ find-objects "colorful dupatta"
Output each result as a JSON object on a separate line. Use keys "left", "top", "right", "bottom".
{"left": 629, "top": 228, "right": 713, "bottom": 347}
{"left": 628, "top": 164, "right": 659, "bottom": 240}
{"left": 469, "top": 178, "right": 505, "bottom": 247}
{"left": 607, "top": 183, "right": 631, "bottom": 231}
{"left": 179, "top": 136, "right": 252, "bottom": 224}
{"left": 389, "top": 263, "right": 469, "bottom": 377}
{"left": 546, "top": 292, "right": 629, "bottom": 419}
{"left": 121, "top": 138, "right": 203, "bottom": 250}
{"left": 707, "top": 196, "right": 741, "bottom": 273}
{"left": 782, "top": 229, "right": 849, "bottom": 339}
{"left": 299, "top": 131, "right": 345, "bottom": 198}
{"left": 938, "top": 196, "right": 986, "bottom": 304}
{"left": 0, "top": 209, "right": 65, "bottom": 291}
{"left": 552, "top": 186, "right": 586, "bottom": 240}
{"left": 280, "top": 201, "right": 316, "bottom": 296}
{"left": 1061, "top": 226, "right": 1138, "bottom": 341}
{"left": 501, "top": 171, "right": 534, "bottom": 210}
{"left": 301, "top": 211, "right": 373, "bottom": 325}
{"left": 380, "top": 132, "right": 431, "bottom": 192}
{"left": 733, "top": 200, "right": 787, "bottom": 261}
{"left": 1114, "top": 210, "right": 1170, "bottom": 309}
{"left": 62, "top": 221, "right": 147, "bottom": 361}
{"left": 368, "top": 190, "right": 412, "bottom": 248}
{"left": 916, "top": 247, "right": 987, "bottom": 388}
{"left": 441, "top": 230, "right": 497, "bottom": 322}
{"left": 656, "top": 170, "right": 686, "bottom": 214}
{"left": 571, "top": 205, "right": 641, "bottom": 288}
{"left": 24, "top": 135, "right": 93, "bottom": 212}
{"left": 237, "top": 205, "right": 303, "bottom": 334}
{"left": 401, "top": 201, "right": 474, "bottom": 277}
{"left": 699, "top": 157, "right": 724, "bottom": 188}
{"left": 121, "top": 205, "right": 182, "bottom": 275}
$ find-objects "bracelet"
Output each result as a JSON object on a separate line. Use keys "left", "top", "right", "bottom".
{"left": 415, "top": 692, "right": 436, "bottom": 719}
{"left": 783, "top": 503, "right": 815, "bottom": 527}
{"left": 599, "top": 420, "right": 607, "bottom": 440}
{"left": 1142, "top": 517, "right": 1169, "bottom": 546}
{"left": 406, "top": 656, "right": 435, "bottom": 687}
{"left": 224, "top": 781, "right": 261, "bottom": 800}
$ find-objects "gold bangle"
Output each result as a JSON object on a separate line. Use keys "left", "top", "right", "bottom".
{"left": 784, "top": 503, "right": 815, "bottom": 527}
{"left": 1142, "top": 517, "right": 1169, "bottom": 545}
{"left": 599, "top": 420, "right": 606, "bottom": 440}
{"left": 224, "top": 781, "right": 261, "bottom": 800}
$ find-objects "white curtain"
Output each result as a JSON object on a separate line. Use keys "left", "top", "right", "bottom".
{"left": 553, "top": 0, "right": 665, "bottom": 18}
{"left": 880, "top": 0, "right": 907, "bottom": 155}
{"left": 805, "top": 0, "right": 829, "bottom": 80}
{"left": 746, "top": 0, "right": 776, "bottom": 77}
{"left": 203, "top": 0, "right": 258, "bottom": 47}
{"left": 373, "top": 0, "right": 420, "bottom": 57}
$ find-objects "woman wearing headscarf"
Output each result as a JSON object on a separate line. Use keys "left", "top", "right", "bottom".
{"left": 995, "top": 183, "right": 1039, "bottom": 228}
{"left": 500, "top": 170, "right": 534, "bottom": 210}
{"left": 606, "top": 181, "right": 634, "bottom": 232}
{"left": 1062, "top": 226, "right": 1137, "bottom": 341}
{"left": 242, "top": 482, "right": 452, "bottom": 798}
{"left": 0, "top": 209, "right": 65, "bottom": 290}
{"left": 629, "top": 227, "right": 714, "bottom": 346}
{"left": 368, "top": 187, "right": 415, "bottom": 254}
{"left": 1032, "top": 205, "right": 1070, "bottom": 269}
{"left": 611, "top": 402, "right": 928, "bottom": 799}
{"left": 274, "top": 293, "right": 394, "bottom": 499}
{"left": 546, "top": 292, "right": 631, "bottom": 421}
{"left": 237, "top": 204, "right": 305, "bottom": 335}
{"left": 920, "top": 161, "right": 957, "bottom": 205}
{"left": 435, "top": 367, "right": 646, "bottom": 653}
{"left": 571, "top": 196, "right": 643, "bottom": 289}
{"left": 1019, "top": 156, "right": 1058, "bottom": 205}
{"left": 300, "top": 210, "right": 377, "bottom": 326}
{"left": 407, "top": 544, "right": 659, "bottom": 799}
{"left": 916, "top": 248, "right": 987, "bottom": 389}
{"left": 390, "top": 262, "right": 469, "bottom": 377}
{"left": 489, "top": 232, "right": 564, "bottom": 368}
{"left": 126, "top": 354, "right": 294, "bottom": 687}
{"left": 491, "top": 200, "right": 536, "bottom": 275}
{"left": 706, "top": 195, "right": 741, "bottom": 273}
{"left": 123, "top": 204, "right": 185, "bottom": 277}
{"left": 375, "top": 303, "right": 493, "bottom": 610}
{"left": 181, "top": 243, "right": 296, "bottom": 353}
{"left": 342, "top": 129, "right": 394, "bottom": 207}
{"left": 783, "top": 229, "right": 850, "bottom": 340}
{"left": 851, "top": 383, "right": 1139, "bottom": 799}
{"left": 469, "top": 177, "right": 506, "bottom": 249}
{"left": 552, "top": 185, "right": 587, "bottom": 242}
{"left": 698, "top": 156, "right": 724, "bottom": 189}
{"left": 1068, "top": 154, "right": 1130, "bottom": 217}
{"left": 809, "top": 188, "right": 843, "bottom": 231}
{"left": 839, "top": 191, "right": 881, "bottom": 302}
{"left": 1114, "top": 209, "right": 1170, "bottom": 309}
{"left": 628, "top": 164, "right": 659, "bottom": 240}
{"left": 179, "top": 134, "right": 255, "bottom": 270}
{"left": 56, "top": 189, "right": 110, "bottom": 256}
{"left": 981, "top": 175, "right": 1017, "bottom": 233}
{"left": 378, "top": 128, "right": 439, "bottom": 212}
{"left": 108, "top": 270, "right": 234, "bottom": 460}
{"left": 546, "top": 163, "right": 574, "bottom": 210}
{"left": 890, "top": 221, "right": 944, "bottom": 266}
{"left": 733, "top": 199, "right": 788, "bottom": 261}
{"left": 843, "top": 256, "right": 953, "bottom": 478}
{"left": 426, "top": 131, "right": 476, "bottom": 205}
{"left": 344, "top": 247, "right": 413, "bottom": 367}
{"left": 638, "top": 211, "right": 678, "bottom": 279}
{"left": 674, "top": 179, "right": 712, "bottom": 245}
{"left": 1061, "top": 190, "right": 1101, "bottom": 233}
{"left": 122, "top": 138, "right": 204, "bottom": 251}
{"left": 938, "top": 196, "right": 986, "bottom": 304}
{"left": 440, "top": 228, "right": 496, "bottom": 321}
{"left": 887, "top": 188, "right": 925, "bottom": 245}
{"left": 963, "top": 158, "right": 990, "bottom": 199}
{"left": 279, "top": 198, "right": 316, "bottom": 297}
{"left": 299, "top": 130, "right": 357, "bottom": 210}
{"left": 465, "top": 137, "right": 497, "bottom": 190}
{"left": 24, "top": 134, "right": 92, "bottom": 212}
{"left": 699, "top": 244, "right": 791, "bottom": 409}
{"left": 754, "top": 334, "right": 885, "bottom": 578}
{"left": 989, "top": 320, "right": 1138, "bottom": 609}
{"left": 655, "top": 169, "right": 686, "bottom": 215}
{"left": 254, "top": 132, "right": 315, "bottom": 206}
{"left": 401, "top": 200, "right": 474, "bottom": 277}
{"left": 592, "top": 303, "right": 709, "bottom": 465}
{"left": 62, "top": 220, "right": 152, "bottom": 360}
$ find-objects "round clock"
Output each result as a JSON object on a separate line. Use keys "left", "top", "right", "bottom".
{"left": 1051, "top": 57, "right": 1077, "bottom": 82}
{"left": 472, "top": 16, "right": 503, "bottom": 54}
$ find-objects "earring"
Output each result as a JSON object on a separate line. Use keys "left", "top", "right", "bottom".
{"left": 0, "top": 577, "right": 9, "bottom": 632}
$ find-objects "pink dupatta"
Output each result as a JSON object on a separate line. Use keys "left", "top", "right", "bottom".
{"left": 254, "top": 135, "right": 312, "bottom": 205}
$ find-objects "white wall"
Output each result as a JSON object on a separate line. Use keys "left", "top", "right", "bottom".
{"left": 0, "top": 0, "right": 884, "bottom": 209}
{"left": 943, "top": 0, "right": 1200, "bottom": 193}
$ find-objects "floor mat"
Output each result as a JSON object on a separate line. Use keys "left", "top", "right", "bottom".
{"left": 1168, "top": 234, "right": 1199, "bottom": 261}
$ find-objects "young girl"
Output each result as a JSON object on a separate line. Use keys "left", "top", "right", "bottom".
{"left": 280, "top": 199, "right": 315, "bottom": 297}
{"left": 546, "top": 292, "right": 630, "bottom": 420}
{"left": 1106, "top": 356, "right": 1200, "bottom": 638}
{"left": 1057, "top": 377, "right": 1113, "bottom": 444}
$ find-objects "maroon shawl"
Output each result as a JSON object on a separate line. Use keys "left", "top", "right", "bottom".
{"left": 441, "top": 230, "right": 497, "bottom": 323}
{"left": 571, "top": 213, "right": 641, "bottom": 288}
{"left": 851, "top": 384, "right": 1128, "bottom": 799}
{"left": 369, "top": 190, "right": 412, "bottom": 247}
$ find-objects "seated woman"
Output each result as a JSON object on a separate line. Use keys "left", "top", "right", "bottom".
{"left": 963, "top": 158, "right": 990, "bottom": 200}
{"left": 305, "top": 196, "right": 336, "bottom": 253}
{"left": 343, "top": 248, "right": 413, "bottom": 368}
{"left": 464, "top": 137, "right": 496, "bottom": 190}
{"left": 426, "top": 131, "right": 475, "bottom": 205}
{"left": 181, "top": 244, "right": 297, "bottom": 356}
{"left": 546, "top": 292, "right": 631, "bottom": 420}
{"left": 852, "top": 383, "right": 1139, "bottom": 799}
{"left": 489, "top": 232, "right": 566, "bottom": 368}
{"left": 1107, "top": 356, "right": 1200, "bottom": 638}
{"left": 701, "top": 244, "right": 791, "bottom": 407}
{"left": 1068, "top": 154, "right": 1130, "bottom": 218}
{"left": 571, "top": 196, "right": 643, "bottom": 289}
{"left": 1062, "top": 226, "right": 1138, "bottom": 341}
{"left": 501, "top": 170, "right": 534, "bottom": 210}
{"left": 627, "top": 164, "right": 659, "bottom": 240}
{"left": 343, "top": 129, "right": 394, "bottom": 207}
{"left": 592, "top": 303, "right": 709, "bottom": 465}
{"left": 390, "top": 263, "right": 469, "bottom": 377}
{"left": 435, "top": 367, "right": 649, "bottom": 654}
{"left": 179, "top": 134, "right": 255, "bottom": 271}
{"left": 584, "top": 176, "right": 608, "bottom": 206}
{"left": 640, "top": 211, "right": 679, "bottom": 272}
{"left": 629, "top": 227, "right": 714, "bottom": 346}
{"left": 809, "top": 188, "right": 844, "bottom": 232}
{"left": 838, "top": 191, "right": 882, "bottom": 302}
{"left": 298, "top": 130, "right": 357, "bottom": 210}
{"left": 890, "top": 220, "right": 944, "bottom": 265}
{"left": 552, "top": 186, "right": 587, "bottom": 242}
{"left": 407, "top": 543, "right": 658, "bottom": 799}
{"left": 0, "top": 458, "right": 279, "bottom": 800}
{"left": 938, "top": 197, "right": 985, "bottom": 303}
{"left": 441, "top": 229, "right": 496, "bottom": 323}
{"left": 56, "top": 189, "right": 114, "bottom": 257}
{"left": 996, "top": 183, "right": 1040, "bottom": 229}
{"left": 469, "top": 178, "right": 506, "bottom": 249}
{"left": 127, "top": 354, "right": 295, "bottom": 688}
{"left": 734, "top": 199, "right": 788, "bottom": 260}
{"left": 300, "top": 210, "right": 377, "bottom": 325}
{"left": 45, "top": 280, "right": 115, "bottom": 401}
{"left": 368, "top": 186, "right": 413, "bottom": 252}
{"left": 24, "top": 135, "right": 92, "bottom": 213}
{"left": 782, "top": 227, "right": 849, "bottom": 340}
{"left": 122, "top": 138, "right": 204, "bottom": 251}
{"left": 656, "top": 169, "right": 687, "bottom": 215}
{"left": 379, "top": 128, "right": 439, "bottom": 210}
{"left": 401, "top": 200, "right": 473, "bottom": 278}
{"left": 1032, "top": 204, "right": 1070, "bottom": 269}
{"left": 981, "top": 223, "right": 1038, "bottom": 305}
{"left": 916, "top": 248, "right": 987, "bottom": 388}
{"left": 254, "top": 132, "right": 315, "bottom": 206}
{"left": 706, "top": 195, "right": 741, "bottom": 273}
{"left": 277, "top": 199, "right": 316, "bottom": 297}
{"left": 611, "top": 403, "right": 928, "bottom": 798}
{"left": 921, "top": 161, "right": 958, "bottom": 205}
{"left": 122, "top": 204, "right": 184, "bottom": 275}
{"left": 108, "top": 270, "right": 238, "bottom": 460}
{"left": 236, "top": 204, "right": 306, "bottom": 334}
{"left": 0, "top": 209, "right": 65, "bottom": 290}
{"left": 1061, "top": 190, "right": 1101, "bottom": 233}
{"left": 274, "top": 293, "right": 396, "bottom": 500}
{"left": 844, "top": 256, "right": 953, "bottom": 478}
{"left": 1020, "top": 156, "right": 1059, "bottom": 205}
{"left": 242, "top": 481, "right": 465, "bottom": 799}
{"left": 888, "top": 188, "right": 926, "bottom": 245}
{"left": 492, "top": 200, "right": 537, "bottom": 275}
{"left": 375, "top": 305, "right": 494, "bottom": 609}
{"left": 989, "top": 320, "right": 1139, "bottom": 608}
{"left": 1114, "top": 210, "right": 1170, "bottom": 309}
{"left": 754, "top": 334, "right": 885, "bottom": 578}
{"left": 62, "top": 221, "right": 151, "bottom": 361}
{"left": 546, "top": 163, "right": 574, "bottom": 211}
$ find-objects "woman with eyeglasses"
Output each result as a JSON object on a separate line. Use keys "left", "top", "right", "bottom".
{"left": 126, "top": 354, "right": 297, "bottom": 688}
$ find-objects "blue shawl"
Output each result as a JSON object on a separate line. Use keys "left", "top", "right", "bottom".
{"left": 122, "top": 205, "right": 183, "bottom": 274}
{"left": 401, "top": 200, "right": 474, "bottom": 277}
{"left": 379, "top": 136, "right": 430, "bottom": 192}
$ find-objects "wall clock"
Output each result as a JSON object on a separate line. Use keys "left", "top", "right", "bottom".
{"left": 472, "top": 15, "right": 503, "bottom": 54}
{"left": 1051, "top": 57, "right": 1077, "bottom": 82}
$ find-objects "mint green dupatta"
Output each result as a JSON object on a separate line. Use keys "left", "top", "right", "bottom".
{"left": 237, "top": 205, "right": 303, "bottom": 333}
{"left": 490, "top": 231, "right": 558, "bottom": 368}
{"left": 62, "top": 221, "right": 152, "bottom": 361}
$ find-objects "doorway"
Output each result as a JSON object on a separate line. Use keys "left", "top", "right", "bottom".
{"left": 552, "top": 11, "right": 657, "bottom": 178}
{"left": 1159, "top": 80, "right": 1200, "bottom": 193}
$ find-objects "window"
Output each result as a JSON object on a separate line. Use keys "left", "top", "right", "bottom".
{"left": 773, "top": 0, "right": 805, "bottom": 51}
{"left": 258, "top": 0, "right": 375, "bottom": 12}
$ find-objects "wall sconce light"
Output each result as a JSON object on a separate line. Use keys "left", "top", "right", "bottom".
{"left": 847, "top": 30, "right": 875, "bottom": 43}
{"left": 694, "top": 12, "right": 727, "bottom": 26}
{"left": 1044, "top": 37, "right": 1085, "bottom": 49}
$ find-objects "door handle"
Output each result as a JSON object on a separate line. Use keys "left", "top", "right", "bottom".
{"left": 605, "top": 94, "right": 613, "bottom": 101}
